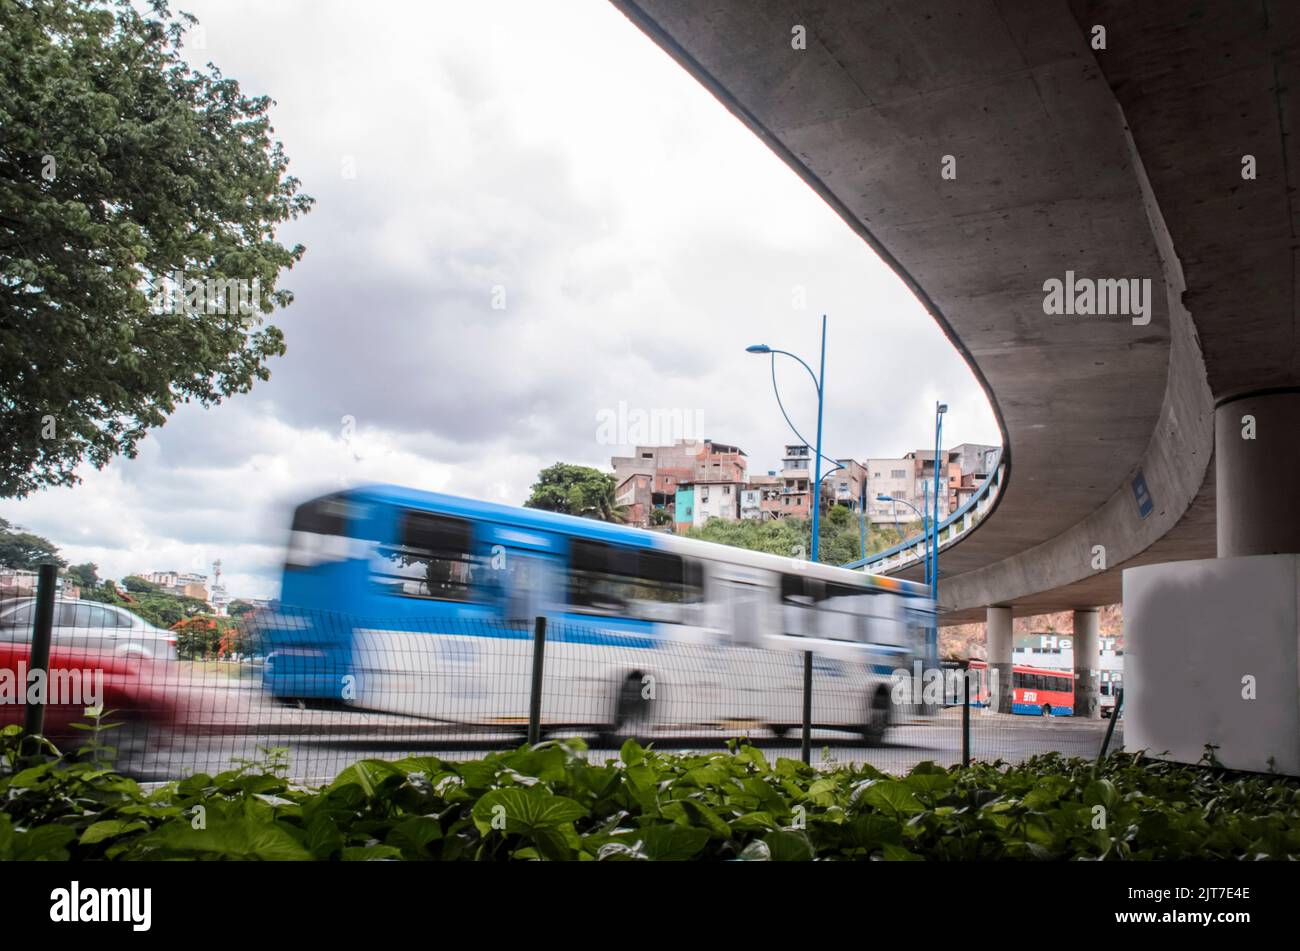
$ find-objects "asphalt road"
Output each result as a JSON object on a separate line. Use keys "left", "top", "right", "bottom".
{"left": 130, "top": 702, "right": 1121, "bottom": 785}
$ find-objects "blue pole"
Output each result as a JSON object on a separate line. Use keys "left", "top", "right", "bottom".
{"left": 930, "top": 412, "right": 938, "bottom": 590}
{"left": 921, "top": 482, "right": 930, "bottom": 586}
{"left": 928, "top": 404, "right": 945, "bottom": 666}
{"left": 859, "top": 483, "right": 866, "bottom": 562}
{"left": 810, "top": 315, "right": 827, "bottom": 563}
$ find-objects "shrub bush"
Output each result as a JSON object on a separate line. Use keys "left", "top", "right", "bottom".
{"left": 2, "top": 726, "right": 1297, "bottom": 860}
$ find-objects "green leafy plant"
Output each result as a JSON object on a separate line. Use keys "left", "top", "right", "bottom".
{"left": 2, "top": 726, "right": 1297, "bottom": 861}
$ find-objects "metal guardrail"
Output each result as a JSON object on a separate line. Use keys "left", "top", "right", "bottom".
{"left": 841, "top": 450, "right": 1007, "bottom": 575}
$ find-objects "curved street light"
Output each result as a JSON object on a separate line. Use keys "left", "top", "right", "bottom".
{"left": 928, "top": 402, "right": 949, "bottom": 668}
{"left": 875, "top": 493, "right": 929, "bottom": 585}
{"left": 746, "top": 317, "right": 831, "bottom": 562}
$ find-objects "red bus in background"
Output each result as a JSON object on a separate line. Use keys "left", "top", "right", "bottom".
{"left": 965, "top": 661, "right": 1075, "bottom": 716}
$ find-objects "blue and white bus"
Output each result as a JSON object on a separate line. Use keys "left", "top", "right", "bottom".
{"left": 263, "top": 484, "right": 933, "bottom": 744}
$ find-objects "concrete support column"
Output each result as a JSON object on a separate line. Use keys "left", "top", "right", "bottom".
{"left": 1215, "top": 390, "right": 1300, "bottom": 557}
{"left": 986, "top": 606, "right": 1013, "bottom": 714}
{"left": 1072, "top": 608, "right": 1100, "bottom": 718}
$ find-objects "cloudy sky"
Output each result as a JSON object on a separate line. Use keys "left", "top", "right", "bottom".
{"left": 3, "top": 0, "right": 999, "bottom": 599}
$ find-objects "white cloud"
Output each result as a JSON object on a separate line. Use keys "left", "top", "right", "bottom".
{"left": 2, "top": 0, "right": 999, "bottom": 600}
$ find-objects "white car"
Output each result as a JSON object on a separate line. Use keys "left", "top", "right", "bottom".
{"left": 0, "top": 598, "right": 178, "bottom": 661}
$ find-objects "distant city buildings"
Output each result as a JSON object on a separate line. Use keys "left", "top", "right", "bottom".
{"left": 0, "top": 567, "right": 79, "bottom": 600}
{"left": 139, "top": 560, "right": 238, "bottom": 615}
{"left": 777, "top": 444, "right": 812, "bottom": 518}
{"left": 741, "top": 471, "right": 783, "bottom": 522}
{"left": 828, "top": 458, "right": 868, "bottom": 511}
{"left": 948, "top": 442, "right": 1001, "bottom": 513}
{"left": 611, "top": 439, "right": 747, "bottom": 530}
{"left": 608, "top": 437, "right": 1001, "bottom": 534}
{"left": 143, "top": 570, "right": 210, "bottom": 601}
{"left": 865, "top": 457, "right": 913, "bottom": 523}
{"left": 0, "top": 557, "right": 254, "bottom": 615}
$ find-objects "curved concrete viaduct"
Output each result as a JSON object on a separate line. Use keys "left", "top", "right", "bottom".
{"left": 613, "top": 0, "right": 1299, "bottom": 771}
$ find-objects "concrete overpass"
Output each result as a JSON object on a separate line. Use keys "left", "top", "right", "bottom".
{"left": 613, "top": 0, "right": 1300, "bottom": 771}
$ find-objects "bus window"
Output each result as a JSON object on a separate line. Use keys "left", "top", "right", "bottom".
{"left": 285, "top": 494, "right": 357, "bottom": 569}
{"left": 780, "top": 574, "right": 822, "bottom": 636}
{"left": 567, "top": 541, "right": 701, "bottom": 621}
{"left": 373, "top": 510, "right": 476, "bottom": 601}
{"left": 819, "top": 582, "right": 872, "bottom": 641}
{"left": 500, "top": 551, "right": 554, "bottom": 621}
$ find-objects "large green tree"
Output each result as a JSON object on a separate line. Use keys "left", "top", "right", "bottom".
{"left": 0, "top": 0, "right": 313, "bottom": 497}
{"left": 524, "top": 463, "right": 627, "bottom": 523}
{"left": 129, "top": 591, "right": 208, "bottom": 628}
{"left": 0, "top": 515, "right": 65, "bottom": 568}
{"left": 121, "top": 574, "right": 161, "bottom": 595}
{"left": 64, "top": 560, "right": 98, "bottom": 587}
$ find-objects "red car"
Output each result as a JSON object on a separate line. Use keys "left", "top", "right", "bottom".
{"left": 0, "top": 641, "right": 188, "bottom": 773}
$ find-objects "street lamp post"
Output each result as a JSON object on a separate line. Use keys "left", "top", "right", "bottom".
{"left": 928, "top": 402, "right": 948, "bottom": 668}
{"left": 859, "top": 482, "right": 867, "bottom": 563}
{"left": 811, "top": 319, "right": 827, "bottom": 563}
{"left": 746, "top": 315, "right": 830, "bottom": 563}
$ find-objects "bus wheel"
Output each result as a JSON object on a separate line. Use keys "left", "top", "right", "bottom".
{"left": 1041, "top": 704, "right": 1053, "bottom": 717}
{"left": 599, "top": 673, "right": 650, "bottom": 748}
{"left": 768, "top": 724, "right": 789, "bottom": 739}
{"left": 862, "top": 687, "right": 891, "bottom": 747}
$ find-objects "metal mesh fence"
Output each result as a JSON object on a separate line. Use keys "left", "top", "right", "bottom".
{"left": 0, "top": 595, "right": 1122, "bottom": 784}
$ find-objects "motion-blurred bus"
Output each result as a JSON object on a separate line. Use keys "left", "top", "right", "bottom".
{"left": 965, "top": 661, "right": 1075, "bottom": 716}
{"left": 261, "top": 485, "right": 934, "bottom": 744}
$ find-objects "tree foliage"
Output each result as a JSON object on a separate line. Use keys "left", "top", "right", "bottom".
{"left": 121, "top": 575, "right": 160, "bottom": 595}
{"left": 0, "top": 0, "right": 314, "bottom": 496}
{"left": 228, "top": 599, "right": 256, "bottom": 618}
{"left": 170, "top": 613, "right": 244, "bottom": 659}
{"left": 78, "top": 579, "right": 125, "bottom": 606}
{"left": 0, "top": 516, "right": 65, "bottom": 569}
{"left": 79, "top": 573, "right": 208, "bottom": 629}
{"left": 127, "top": 592, "right": 207, "bottom": 628}
{"left": 3, "top": 734, "right": 1298, "bottom": 860}
{"left": 524, "top": 463, "right": 626, "bottom": 522}
{"left": 63, "top": 561, "right": 98, "bottom": 588}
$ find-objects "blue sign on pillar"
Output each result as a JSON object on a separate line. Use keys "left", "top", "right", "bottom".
{"left": 1131, "top": 469, "right": 1153, "bottom": 519}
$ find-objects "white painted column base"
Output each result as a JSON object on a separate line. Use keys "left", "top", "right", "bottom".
{"left": 1123, "top": 554, "right": 1300, "bottom": 775}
